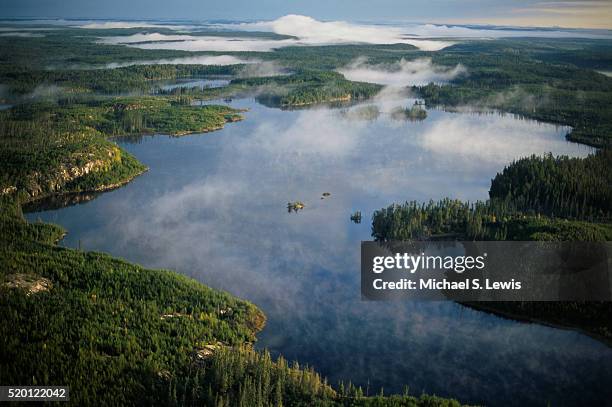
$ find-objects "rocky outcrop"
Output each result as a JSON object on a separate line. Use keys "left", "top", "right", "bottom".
{"left": 1, "top": 186, "right": 17, "bottom": 195}
{"left": 17, "top": 146, "right": 122, "bottom": 200}
{"left": 3, "top": 273, "right": 53, "bottom": 295}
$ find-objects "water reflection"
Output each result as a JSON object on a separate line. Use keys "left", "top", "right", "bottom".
{"left": 27, "top": 97, "right": 608, "bottom": 406}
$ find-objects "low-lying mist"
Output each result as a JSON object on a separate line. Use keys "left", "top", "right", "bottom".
{"left": 0, "top": 31, "right": 44, "bottom": 37}
{"left": 339, "top": 57, "right": 466, "bottom": 87}
{"left": 97, "top": 15, "right": 456, "bottom": 52}
{"left": 223, "top": 15, "right": 612, "bottom": 41}
{"left": 78, "top": 21, "right": 194, "bottom": 30}
{"left": 79, "top": 14, "right": 612, "bottom": 56}
{"left": 99, "top": 33, "right": 298, "bottom": 52}
{"left": 101, "top": 55, "right": 254, "bottom": 69}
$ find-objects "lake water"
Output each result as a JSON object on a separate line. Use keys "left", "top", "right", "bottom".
{"left": 26, "top": 95, "right": 610, "bottom": 406}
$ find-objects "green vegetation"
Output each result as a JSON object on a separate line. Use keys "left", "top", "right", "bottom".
{"left": 0, "top": 201, "right": 265, "bottom": 405}
{"left": 413, "top": 40, "right": 612, "bottom": 147}
{"left": 231, "top": 71, "right": 382, "bottom": 107}
{"left": 372, "top": 199, "right": 612, "bottom": 242}
{"left": 257, "top": 44, "right": 422, "bottom": 71}
{"left": 0, "top": 97, "right": 242, "bottom": 200}
{"left": 4, "top": 27, "right": 612, "bottom": 136}
{"left": 390, "top": 103, "right": 427, "bottom": 122}
{"left": 372, "top": 150, "right": 612, "bottom": 241}
{"left": 2, "top": 64, "right": 240, "bottom": 96}
{"left": 0, "top": 30, "right": 201, "bottom": 68}
{"left": 489, "top": 150, "right": 611, "bottom": 220}
{"left": 0, "top": 195, "right": 464, "bottom": 406}
{"left": 156, "top": 71, "right": 383, "bottom": 108}
{"left": 255, "top": 39, "right": 612, "bottom": 143}
{"left": 0, "top": 26, "right": 468, "bottom": 406}
{"left": 372, "top": 151, "right": 612, "bottom": 343}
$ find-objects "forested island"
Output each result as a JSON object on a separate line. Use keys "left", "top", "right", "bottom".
{"left": 390, "top": 103, "right": 428, "bottom": 121}
{"left": 231, "top": 71, "right": 382, "bottom": 107}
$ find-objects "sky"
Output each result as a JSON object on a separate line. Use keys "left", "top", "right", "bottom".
{"left": 1, "top": 0, "right": 612, "bottom": 29}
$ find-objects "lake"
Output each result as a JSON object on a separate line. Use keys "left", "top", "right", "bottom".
{"left": 26, "top": 94, "right": 610, "bottom": 406}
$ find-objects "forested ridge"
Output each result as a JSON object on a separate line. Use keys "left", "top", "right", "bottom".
{"left": 371, "top": 150, "right": 612, "bottom": 343}
{"left": 489, "top": 151, "right": 611, "bottom": 220}
{"left": 0, "top": 96, "right": 242, "bottom": 201}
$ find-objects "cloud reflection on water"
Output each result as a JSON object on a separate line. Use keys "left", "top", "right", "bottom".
{"left": 27, "top": 96, "right": 607, "bottom": 406}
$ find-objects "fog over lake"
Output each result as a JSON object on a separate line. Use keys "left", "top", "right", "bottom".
{"left": 27, "top": 93, "right": 609, "bottom": 406}
{"left": 90, "top": 15, "right": 612, "bottom": 54}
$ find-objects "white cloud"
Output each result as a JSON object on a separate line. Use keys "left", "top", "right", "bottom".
{"left": 91, "top": 15, "right": 612, "bottom": 54}
{"left": 0, "top": 32, "right": 44, "bottom": 37}
{"left": 248, "top": 14, "right": 454, "bottom": 50}
{"left": 99, "top": 33, "right": 297, "bottom": 52}
{"left": 339, "top": 57, "right": 467, "bottom": 87}
{"left": 102, "top": 55, "right": 254, "bottom": 68}
{"left": 99, "top": 32, "right": 193, "bottom": 44}
{"left": 99, "top": 15, "right": 455, "bottom": 52}
{"left": 223, "top": 15, "right": 612, "bottom": 40}
{"left": 78, "top": 21, "right": 194, "bottom": 30}
{"left": 416, "top": 113, "right": 583, "bottom": 166}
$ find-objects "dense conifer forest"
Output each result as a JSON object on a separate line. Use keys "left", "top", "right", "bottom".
{"left": 372, "top": 150, "right": 612, "bottom": 242}
{"left": 489, "top": 151, "right": 611, "bottom": 220}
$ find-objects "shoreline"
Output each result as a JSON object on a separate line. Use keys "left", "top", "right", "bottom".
{"left": 18, "top": 96, "right": 609, "bottom": 350}
{"left": 461, "top": 302, "right": 612, "bottom": 347}
{"left": 21, "top": 167, "right": 149, "bottom": 213}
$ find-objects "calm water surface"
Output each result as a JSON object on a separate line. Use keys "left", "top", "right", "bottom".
{"left": 27, "top": 96, "right": 609, "bottom": 406}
